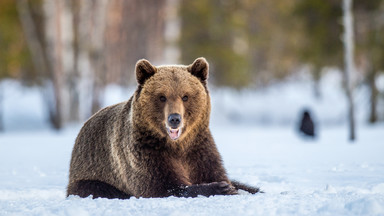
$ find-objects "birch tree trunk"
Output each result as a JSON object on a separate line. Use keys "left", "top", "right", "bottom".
{"left": 75, "top": 0, "right": 108, "bottom": 115}
{"left": 16, "top": 0, "right": 63, "bottom": 129}
{"left": 342, "top": 0, "right": 356, "bottom": 141}
{"left": 69, "top": 0, "right": 81, "bottom": 122}
{"left": 43, "top": 0, "right": 77, "bottom": 126}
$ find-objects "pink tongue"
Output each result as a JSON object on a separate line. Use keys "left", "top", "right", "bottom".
{"left": 169, "top": 129, "right": 179, "bottom": 139}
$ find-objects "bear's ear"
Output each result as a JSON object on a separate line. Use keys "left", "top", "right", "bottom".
{"left": 188, "top": 57, "right": 209, "bottom": 83}
{"left": 135, "top": 59, "right": 157, "bottom": 85}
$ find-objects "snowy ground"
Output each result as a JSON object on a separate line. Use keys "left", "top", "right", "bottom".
{"left": 1, "top": 72, "right": 384, "bottom": 216}
{"left": 1, "top": 124, "right": 383, "bottom": 216}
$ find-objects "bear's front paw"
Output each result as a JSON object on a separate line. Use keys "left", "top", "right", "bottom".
{"left": 208, "top": 181, "right": 238, "bottom": 196}
{"left": 182, "top": 181, "right": 238, "bottom": 197}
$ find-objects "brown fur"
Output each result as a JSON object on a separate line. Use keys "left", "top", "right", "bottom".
{"left": 67, "top": 57, "right": 259, "bottom": 199}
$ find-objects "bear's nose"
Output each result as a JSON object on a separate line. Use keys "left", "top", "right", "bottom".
{"left": 168, "top": 113, "right": 181, "bottom": 129}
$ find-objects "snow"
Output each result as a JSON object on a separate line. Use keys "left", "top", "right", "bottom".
{"left": 1, "top": 80, "right": 48, "bottom": 131}
{"left": 1, "top": 125, "right": 383, "bottom": 216}
{"left": 1, "top": 72, "right": 384, "bottom": 216}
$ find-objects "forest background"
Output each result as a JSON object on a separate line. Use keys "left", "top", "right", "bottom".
{"left": 0, "top": 0, "right": 383, "bottom": 131}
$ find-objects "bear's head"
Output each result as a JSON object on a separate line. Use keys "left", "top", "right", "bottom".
{"left": 133, "top": 57, "right": 210, "bottom": 142}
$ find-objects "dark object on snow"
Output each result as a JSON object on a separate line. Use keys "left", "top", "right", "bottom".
{"left": 299, "top": 110, "right": 315, "bottom": 137}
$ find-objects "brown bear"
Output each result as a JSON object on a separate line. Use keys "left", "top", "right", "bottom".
{"left": 67, "top": 57, "right": 259, "bottom": 199}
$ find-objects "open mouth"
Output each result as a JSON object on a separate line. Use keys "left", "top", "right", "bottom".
{"left": 166, "top": 127, "right": 182, "bottom": 140}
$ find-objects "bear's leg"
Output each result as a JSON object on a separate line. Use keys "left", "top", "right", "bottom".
{"left": 67, "top": 180, "right": 131, "bottom": 199}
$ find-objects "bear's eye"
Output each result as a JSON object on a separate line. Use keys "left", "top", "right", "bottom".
{"left": 182, "top": 95, "right": 188, "bottom": 102}
{"left": 159, "top": 96, "right": 167, "bottom": 102}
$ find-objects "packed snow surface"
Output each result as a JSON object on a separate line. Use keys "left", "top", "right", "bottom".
{"left": 1, "top": 125, "right": 384, "bottom": 216}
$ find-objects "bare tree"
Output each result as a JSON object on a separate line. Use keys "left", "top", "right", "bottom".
{"left": 342, "top": 0, "right": 356, "bottom": 141}
{"left": 84, "top": 0, "right": 108, "bottom": 114}
{"left": 16, "top": 0, "right": 63, "bottom": 129}
{"left": 43, "top": 0, "right": 80, "bottom": 127}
